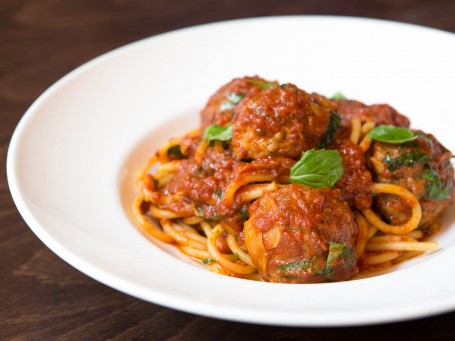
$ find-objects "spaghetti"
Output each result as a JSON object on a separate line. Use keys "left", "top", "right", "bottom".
{"left": 132, "top": 76, "right": 454, "bottom": 283}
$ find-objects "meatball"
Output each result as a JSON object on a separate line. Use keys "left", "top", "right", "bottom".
{"left": 199, "top": 76, "right": 273, "bottom": 130}
{"left": 333, "top": 99, "right": 410, "bottom": 127}
{"left": 244, "top": 184, "right": 358, "bottom": 283}
{"left": 231, "top": 84, "right": 331, "bottom": 160}
{"left": 334, "top": 139, "right": 373, "bottom": 210}
{"left": 369, "top": 131, "right": 454, "bottom": 227}
{"left": 157, "top": 146, "right": 242, "bottom": 219}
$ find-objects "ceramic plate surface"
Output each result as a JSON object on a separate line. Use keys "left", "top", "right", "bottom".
{"left": 7, "top": 16, "right": 455, "bottom": 326}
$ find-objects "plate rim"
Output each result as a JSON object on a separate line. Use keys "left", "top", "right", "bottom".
{"left": 6, "top": 15, "right": 455, "bottom": 327}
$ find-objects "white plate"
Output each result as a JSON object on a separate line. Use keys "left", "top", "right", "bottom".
{"left": 7, "top": 16, "right": 455, "bottom": 326}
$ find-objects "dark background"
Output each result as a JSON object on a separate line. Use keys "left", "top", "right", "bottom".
{"left": 1, "top": 0, "right": 455, "bottom": 339}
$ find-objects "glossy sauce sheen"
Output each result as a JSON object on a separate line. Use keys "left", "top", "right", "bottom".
{"left": 232, "top": 84, "right": 330, "bottom": 159}
{"left": 200, "top": 76, "right": 266, "bottom": 130}
{"left": 245, "top": 184, "right": 358, "bottom": 283}
{"left": 334, "top": 100, "right": 411, "bottom": 128}
{"left": 370, "top": 131, "right": 454, "bottom": 226}
{"left": 333, "top": 138, "right": 373, "bottom": 210}
{"left": 145, "top": 76, "right": 454, "bottom": 283}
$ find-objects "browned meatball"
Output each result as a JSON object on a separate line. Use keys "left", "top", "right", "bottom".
{"left": 231, "top": 84, "right": 331, "bottom": 160}
{"left": 369, "top": 131, "right": 454, "bottom": 227}
{"left": 333, "top": 99, "right": 410, "bottom": 127}
{"left": 244, "top": 184, "right": 358, "bottom": 283}
{"left": 334, "top": 139, "right": 373, "bottom": 210}
{"left": 199, "top": 76, "right": 274, "bottom": 130}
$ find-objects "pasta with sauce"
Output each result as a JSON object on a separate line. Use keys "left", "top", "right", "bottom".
{"left": 132, "top": 76, "right": 454, "bottom": 283}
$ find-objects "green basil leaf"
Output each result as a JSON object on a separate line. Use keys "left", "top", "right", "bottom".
{"left": 202, "top": 259, "right": 215, "bottom": 264}
{"left": 247, "top": 79, "right": 278, "bottom": 89}
{"left": 384, "top": 151, "right": 431, "bottom": 172}
{"left": 167, "top": 145, "right": 183, "bottom": 157}
{"left": 326, "top": 242, "right": 352, "bottom": 265}
{"left": 322, "top": 242, "right": 353, "bottom": 280}
{"left": 319, "top": 110, "right": 342, "bottom": 148}
{"left": 277, "top": 257, "right": 317, "bottom": 272}
{"left": 238, "top": 206, "right": 249, "bottom": 220}
{"left": 204, "top": 124, "right": 233, "bottom": 142}
{"left": 422, "top": 167, "right": 450, "bottom": 200}
{"left": 369, "top": 125, "right": 417, "bottom": 144}
{"left": 290, "top": 149, "right": 343, "bottom": 188}
{"left": 219, "top": 92, "right": 245, "bottom": 111}
{"left": 331, "top": 92, "right": 346, "bottom": 100}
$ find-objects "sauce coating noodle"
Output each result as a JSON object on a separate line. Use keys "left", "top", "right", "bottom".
{"left": 132, "top": 76, "right": 454, "bottom": 283}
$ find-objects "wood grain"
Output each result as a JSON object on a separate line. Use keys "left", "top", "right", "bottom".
{"left": 1, "top": 0, "right": 455, "bottom": 339}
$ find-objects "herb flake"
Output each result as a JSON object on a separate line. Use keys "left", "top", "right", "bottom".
{"left": 167, "top": 145, "right": 183, "bottom": 158}
{"left": 422, "top": 167, "right": 450, "bottom": 200}
{"left": 247, "top": 79, "right": 278, "bottom": 89}
{"left": 318, "top": 242, "right": 353, "bottom": 280}
{"left": 219, "top": 92, "right": 245, "bottom": 111}
{"left": 238, "top": 206, "right": 249, "bottom": 220}
{"left": 204, "top": 124, "right": 233, "bottom": 142}
{"left": 331, "top": 92, "right": 347, "bottom": 100}
{"left": 384, "top": 151, "right": 431, "bottom": 172}
{"left": 319, "top": 110, "right": 342, "bottom": 148}
{"left": 278, "top": 258, "right": 315, "bottom": 272}
{"left": 202, "top": 259, "right": 215, "bottom": 264}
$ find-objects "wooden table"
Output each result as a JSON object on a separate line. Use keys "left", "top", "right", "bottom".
{"left": 1, "top": 1, "right": 454, "bottom": 339}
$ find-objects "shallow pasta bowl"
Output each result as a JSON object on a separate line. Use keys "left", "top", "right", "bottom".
{"left": 7, "top": 16, "right": 455, "bottom": 326}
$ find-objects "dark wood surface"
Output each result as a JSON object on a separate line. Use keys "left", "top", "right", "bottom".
{"left": 2, "top": 1, "right": 455, "bottom": 339}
